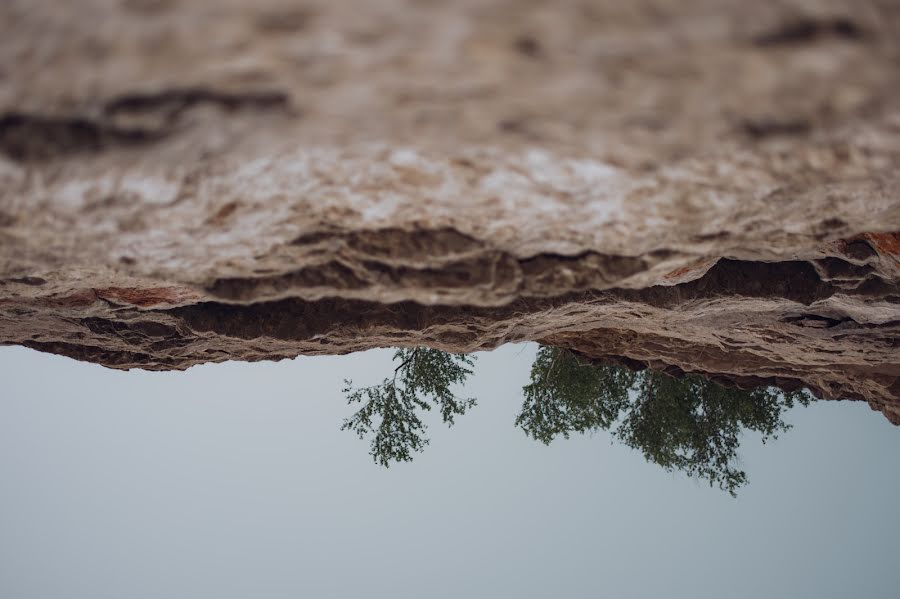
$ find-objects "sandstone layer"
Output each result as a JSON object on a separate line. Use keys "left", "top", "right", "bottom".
{"left": 1, "top": 0, "right": 899, "bottom": 423}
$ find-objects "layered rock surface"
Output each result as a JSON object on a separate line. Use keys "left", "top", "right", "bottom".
{"left": 1, "top": 0, "right": 899, "bottom": 422}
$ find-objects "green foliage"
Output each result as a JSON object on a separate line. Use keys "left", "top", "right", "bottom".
{"left": 617, "top": 370, "right": 811, "bottom": 496}
{"left": 340, "top": 344, "right": 813, "bottom": 496}
{"left": 515, "top": 346, "right": 813, "bottom": 496}
{"left": 341, "top": 348, "right": 477, "bottom": 467}
{"left": 516, "top": 346, "right": 637, "bottom": 444}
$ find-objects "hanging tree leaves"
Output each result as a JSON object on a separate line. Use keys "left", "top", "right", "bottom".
{"left": 515, "top": 346, "right": 813, "bottom": 496}
{"left": 516, "top": 346, "right": 637, "bottom": 444}
{"left": 340, "top": 344, "right": 813, "bottom": 496}
{"left": 616, "top": 369, "right": 811, "bottom": 495}
{"left": 341, "top": 348, "right": 477, "bottom": 467}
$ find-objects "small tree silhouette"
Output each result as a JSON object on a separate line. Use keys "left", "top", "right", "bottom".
{"left": 341, "top": 348, "right": 477, "bottom": 466}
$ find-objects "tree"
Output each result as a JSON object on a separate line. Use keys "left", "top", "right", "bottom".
{"left": 341, "top": 348, "right": 477, "bottom": 466}
{"left": 616, "top": 370, "right": 811, "bottom": 496}
{"left": 516, "top": 346, "right": 636, "bottom": 444}
{"left": 515, "top": 346, "right": 812, "bottom": 496}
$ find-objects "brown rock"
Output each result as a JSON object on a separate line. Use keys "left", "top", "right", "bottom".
{"left": 1, "top": 0, "right": 899, "bottom": 422}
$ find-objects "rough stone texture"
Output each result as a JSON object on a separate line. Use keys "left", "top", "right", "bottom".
{"left": 1, "top": 0, "right": 899, "bottom": 423}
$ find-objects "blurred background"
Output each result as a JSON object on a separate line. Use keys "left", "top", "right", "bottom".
{"left": 1, "top": 344, "right": 898, "bottom": 599}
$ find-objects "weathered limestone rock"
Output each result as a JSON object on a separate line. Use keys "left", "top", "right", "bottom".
{"left": 1, "top": 1, "right": 899, "bottom": 422}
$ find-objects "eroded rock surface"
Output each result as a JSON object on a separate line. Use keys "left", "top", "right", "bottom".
{"left": 1, "top": 0, "right": 899, "bottom": 422}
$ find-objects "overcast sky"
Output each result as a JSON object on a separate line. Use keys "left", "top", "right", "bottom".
{"left": 1, "top": 343, "right": 898, "bottom": 599}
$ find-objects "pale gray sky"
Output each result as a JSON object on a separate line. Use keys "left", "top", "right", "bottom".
{"left": 1, "top": 343, "right": 898, "bottom": 599}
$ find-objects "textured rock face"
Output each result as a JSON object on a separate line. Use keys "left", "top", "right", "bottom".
{"left": 1, "top": 0, "right": 899, "bottom": 422}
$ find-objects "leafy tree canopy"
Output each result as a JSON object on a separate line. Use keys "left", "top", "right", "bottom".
{"left": 516, "top": 345, "right": 637, "bottom": 444}
{"left": 516, "top": 346, "right": 812, "bottom": 495}
{"left": 341, "top": 348, "right": 477, "bottom": 467}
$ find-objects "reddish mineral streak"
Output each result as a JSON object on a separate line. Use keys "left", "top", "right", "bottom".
{"left": 865, "top": 233, "right": 900, "bottom": 265}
